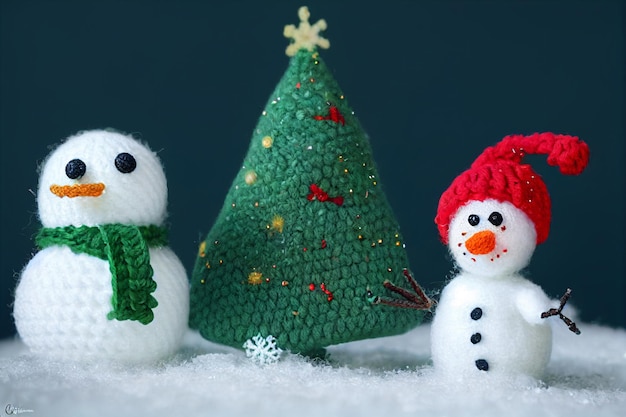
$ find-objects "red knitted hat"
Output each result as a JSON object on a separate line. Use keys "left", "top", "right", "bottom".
{"left": 435, "top": 132, "right": 589, "bottom": 245}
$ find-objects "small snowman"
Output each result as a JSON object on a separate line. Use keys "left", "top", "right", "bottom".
{"left": 431, "top": 132, "right": 588, "bottom": 380}
{"left": 13, "top": 129, "right": 189, "bottom": 363}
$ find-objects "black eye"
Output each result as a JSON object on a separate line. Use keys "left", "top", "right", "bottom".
{"left": 115, "top": 153, "right": 136, "bottom": 174}
{"left": 488, "top": 212, "right": 503, "bottom": 226}
{"left": 468, "top": 214, "right": 480, "bottom": 226}
{"left": 65, "top": 159, "right": 86, "bottom": 179}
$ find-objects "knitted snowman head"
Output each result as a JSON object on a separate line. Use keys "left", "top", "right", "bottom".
{"left": 14, "top": 129, "right": 189, "bottom": 363}
{"left": 37, "top": 129, "right": 167, "bottom": 227}
{"left": 435, "top": 132, "right": 590, "bottom": 275}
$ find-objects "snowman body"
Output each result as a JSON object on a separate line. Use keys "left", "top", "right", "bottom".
{"left": 431, "top": 199, "right": 556, "bottom": 379}
{"left": 431, "top": 272, "right": 552, "bottom": 379}
{"left": 14, "top": 245, "right": 188, "bottom": 363}
{"left": 13, "top": 130, "right": 189, "bottom": 363}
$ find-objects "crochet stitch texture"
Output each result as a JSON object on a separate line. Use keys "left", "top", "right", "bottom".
{"left": 189, "top": 9, "right": 425, "bottom": 354}
{"left": 435, "top": 132, "right": 590, "bottom": 245}
{"left": 37, "top": 224, "right": 168, "bottom": 325}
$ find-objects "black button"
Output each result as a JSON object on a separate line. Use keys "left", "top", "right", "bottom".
{"left": 475, "top": 359, "right": 489, "bottom": 371}
{"left": 65, "top": 159, "right": 86, "bottom": 179}
{"left": 471, "top": 333, "right": 482, "bottom": 344}
{"left": 115, "top": 152, "right": 137, "bottom": 174}
{"left": 468, "top": 214, "right": 480, "bottom": 226}
{"left": 488, "top": 212, "right": 503, "bottom": 226}
{"left": 471, "top": 307, "right": 483, "bottom": 320}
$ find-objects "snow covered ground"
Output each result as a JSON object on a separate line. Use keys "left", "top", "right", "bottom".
{"left": 1, "top": 321, "right": 625, "bottom": 417}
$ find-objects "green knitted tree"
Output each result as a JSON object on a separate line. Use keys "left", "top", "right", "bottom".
{"left": 190, "top": 6, "right": 431, "bottom": 356}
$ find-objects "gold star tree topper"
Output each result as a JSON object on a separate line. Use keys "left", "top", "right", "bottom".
{"left": 283, "top": 6, "right": 330, "bottom": 56}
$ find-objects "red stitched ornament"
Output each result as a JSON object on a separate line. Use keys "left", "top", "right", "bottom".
{"left": 313, "top": 105, "right": 345, "bottom": 125}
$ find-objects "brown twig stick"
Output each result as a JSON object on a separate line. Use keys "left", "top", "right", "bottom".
{"left": 541, "top": 288, "right": 581, "bottom": 335}
{"left": 373, "top": 269, "right": 434, "bottom": 310}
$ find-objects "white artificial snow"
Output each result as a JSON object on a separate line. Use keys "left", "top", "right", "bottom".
{"left": 1, "top": 321, "right": 625, "bottom": 417}
{"left": 243, "top": 334, "right": 283, "bottom": 365}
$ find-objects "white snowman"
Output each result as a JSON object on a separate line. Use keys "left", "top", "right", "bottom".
{"left": 431, "top": 132, "right": 589, "bottom": 380}
{"left": 13, "top": 129, "right": 189, "bottom": 363}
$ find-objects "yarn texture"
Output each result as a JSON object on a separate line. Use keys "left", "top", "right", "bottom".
{"left": 37, "top": 224, "right": 168, "bottom": 324}
{"left": 189, "top": 7, "right": 427, "bottom": 355}
{"left": 435, "top": 132, "right": 590, "bottom": 245}
{"left": 13, "top": 129, "right": 189, "bottom": 363}
{"left": 431, "top": 133, "right": 589, "bottom": 380}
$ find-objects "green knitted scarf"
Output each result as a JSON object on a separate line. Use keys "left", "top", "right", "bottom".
{"left": 36, "top": 224, "right": 168, "bottom": 325}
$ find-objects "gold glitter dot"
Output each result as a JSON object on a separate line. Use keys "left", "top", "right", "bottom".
{"left": 198, "top": 241, "right": 206, "bottom": 257}
{"left": 231, "top": 203, "right": 236, "bottom": 208}
{"left": 387, "top": 267, "right": 392, "bottom": 272}
{"left": 339, "top": 95, "right": 344, "bottom": 100}
{"left": 378, "top": 238, "right": 383, "bottom": 244}
{"left": 262, "top": 110, "right": 267, "bottom": 116}
{"left": 271, "top": 214, "right": 285, "bottom": 233}
{"left": 282, "top": 281, "right": 289, "bottom": 286}
{"left": 338, "top": 155, "right": 344, "bottom": 161}
{"left": 214, "top": 240, "right": 220, "bottom": 245}
{"left": 200, "top": 279, "right": 206, "bottom": 284}
{"left": 219, "top": 259, "right": 223, "bottom": 265}
{"left": 262, "top": 136, "right": 273, "bottom": 148}
{"left": 371, "top": 242, "right": 376, "bottom": 247}
{"left": 292, "top": 310, "right": 299, "bottom": 316}
{"left": 309, "top": 77, "right": 315, "bottom": 83}
{"left": 344, "top": 168, "right": 349, "bottom": 174}
{"left": 372, "top": 181, "right": 377, "bottom": 186}
{"left": 395, "top": 241, "right": 401, "bottom": 246}
{"left": 205, "top": 261, "right": 211, "bottom": 269}
{"left": 358, "top": 235, "right": 364, "bottom": 240}
{"left": 254, "top": 201, "right": 259, "bottom": 207}
{"left": 245, "top": 170, "right": 257, "bottom": 185}
{"left": 248, "top": 271, "right": 263, "bottom": 285}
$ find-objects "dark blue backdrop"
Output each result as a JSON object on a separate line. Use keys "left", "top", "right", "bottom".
{"left": 1, "top": 0, "right": 624, "bottom": 340}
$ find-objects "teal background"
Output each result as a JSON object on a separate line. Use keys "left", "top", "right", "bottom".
{"left": 1, "top": 0, "right": 624, "bottom": 340}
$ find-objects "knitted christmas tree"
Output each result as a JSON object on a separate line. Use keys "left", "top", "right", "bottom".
{"left": 189, "top": 6, "right": 431, "bottom": 356}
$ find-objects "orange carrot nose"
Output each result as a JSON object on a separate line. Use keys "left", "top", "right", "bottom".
{"left": 465, "top": 230, "right": 496, "bottom": 255}
{"left": 50, "top": 183, "right": 105, "bottom": 198}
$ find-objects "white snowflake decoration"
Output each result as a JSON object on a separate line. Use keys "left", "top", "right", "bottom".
{"left": 283, "top": 6, "right": 330, "bottom": 56}
{"left": 243, "top": 334, "right": 283, "bottom": 365}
